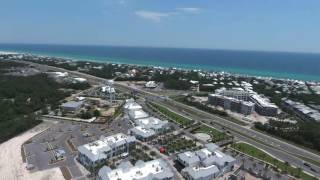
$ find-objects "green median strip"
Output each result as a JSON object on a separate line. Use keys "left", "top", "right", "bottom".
{"left": 147, "top": 102, "right": 193, "bottom": 127}
{"left": 233, "top": 142, "right": 316, "bottom": 180}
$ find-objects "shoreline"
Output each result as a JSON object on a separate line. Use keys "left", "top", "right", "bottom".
{"left": 1, "top": 50, "right": 319, "bottom": 82}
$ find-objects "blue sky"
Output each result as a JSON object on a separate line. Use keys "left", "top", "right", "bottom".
{"left": 0, "top": 0, "right": 320, "bottom": 53}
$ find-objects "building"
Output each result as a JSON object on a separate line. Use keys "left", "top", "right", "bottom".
{"left": 145, "top": 81, "right": 157, "bottom": 88}
{"left": 128, "top": 109, "right": 149, "bottom": 120}
{"left": 60, "top": 101, "right": 84, "bottom": 112}
{"left": 219, "top": 88, "right": 250, "bottom": 101}
{"left": 176, "top": 151, "right": 201, "bottom": 167}
{"left": 250, "top": 94, "right": 278, "bottom": 117}
{"left": 98, "top": 159, "right": 174, "bottom": 180}
{"left": 77, "top": 133, "right": 136, "bottom": 169}
{"left": 123, "top": 98, "right": 143, "bottom": 113}
{"left": 101, "top": 86, "right": 116, "bottom": 94}
{"left": 134, "top": 117, "right": 169, "bottom": 133}
{"left": 282, "top": 99, "right": 320, "bottom": 122}
{"left": 208, "top": 94, "right": 254, "bottom": 115}
{"left": 177, "top": 143, "right": 236, "bottom": 180}
{"left": 124, "top": 99, "right": 149, "bottom": 120}
{"left": 129, "top": 126, "right": 156, "bottom": 141}
{"left": 181, "top": 165, "right": 220, "bottom": 180}
{"left": 241, "top": 101, "right": 255, "bottom": 115}
{"left": 73, "top": 77, "right": 87, "bottom": 83}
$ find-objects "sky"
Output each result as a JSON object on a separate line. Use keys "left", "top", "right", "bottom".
{"left": 0, "top": 0, "right": 320, "bottom": 53}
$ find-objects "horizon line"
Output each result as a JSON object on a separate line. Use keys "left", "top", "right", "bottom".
{"left": 1, "top": 42, "right": 320, "bottom": 55}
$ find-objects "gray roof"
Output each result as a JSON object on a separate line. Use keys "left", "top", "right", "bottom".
{"left": 182, "top": 165, "right": 219, "bottom": 179}
{"left": 98, "top": 166, "right": 112, "bottom": 180}
{"left": 210, "top": 150, "right": 236, "bottom": 167}
{"left": 177, "top": 151, "right": 201, "bottom": 167}
{"left": 61, "top": 101, "right": 83, "bottom": 109}
{"left": 204, "top": 143, "right": 219, "bottom": 152}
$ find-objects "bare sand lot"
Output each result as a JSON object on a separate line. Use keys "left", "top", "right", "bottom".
{"left": 0, "top": 122, "right": 65, "bottom": 180}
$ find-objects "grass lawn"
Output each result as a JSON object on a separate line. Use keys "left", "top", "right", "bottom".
{"left": 194, "top": 124, "right": 228, "bottom": 142}
{"left": 148, "top": 102, "right": 193, "bottom": 127}
{"left": 233, "top": 142, "right": 316, "bottom": 180}
{"left": 166, "top": 138, "right": 197, "bottom": 154}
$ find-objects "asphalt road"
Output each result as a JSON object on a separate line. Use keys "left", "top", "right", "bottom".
{"left": 21, "top": 60, "right": 320, "bottom": 178}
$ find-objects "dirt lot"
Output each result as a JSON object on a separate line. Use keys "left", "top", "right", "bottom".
{"left": 0, "top": 122, "right": 64, "bottom": 180}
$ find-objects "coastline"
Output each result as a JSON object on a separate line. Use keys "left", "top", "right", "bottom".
{"left": 0, "top": 49, "right": 319, "bottom": 82}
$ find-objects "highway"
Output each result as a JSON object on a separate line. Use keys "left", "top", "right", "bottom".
{"left": 22, "top": 60, "right": 320, "bottom": 178}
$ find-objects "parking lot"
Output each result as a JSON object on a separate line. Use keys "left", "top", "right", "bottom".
{"left": 23, "top": 117, "right": 133, "bottom": 179}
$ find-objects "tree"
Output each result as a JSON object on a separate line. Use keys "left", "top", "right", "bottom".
{"left": 93, "top": 109, "right": 101, "bottom": 117}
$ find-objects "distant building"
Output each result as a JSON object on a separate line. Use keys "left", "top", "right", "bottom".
{"left": 128, "top": 109, "right": 149, "bottom": 120}
{"left": 98, "top": 159, "right": 174, "bottom": 180}
{"left": 250, "top": 94, "right": 278, "bottom": 117}
{"left": 208, "top": 94, "right": 254, "bottom": 115}
{"left": 77, "top": 133, "right": 136, "bottom": 169}
{"left": 145, "top": 81, "right": 157, "bottom": 88}
{"left": 101, "top": 86, "right": 116, "bottom": 94}
{"left": 60, "top": 101, "right": 84, "bottom": 112}
{"left": 123, "top": 98, "right": 143, "bottom": 113}
{"left": 282, "top": 98, "right": 320, "bottom": 122}
{"left": 73, "top": 77, "right": 87, "bottom": 83}
{"left": 218, "top": 88, "right": 250, "bottom": 101}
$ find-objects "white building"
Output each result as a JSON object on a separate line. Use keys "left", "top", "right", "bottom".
{"left": 123, "top": 99, "right": 143, "bottom": 113}
{"left": 101, "top": 86, "right": 116, "bottom": 94}
{"left": 130, "top": 126, "right": 156, "bottom": 141}
{"left": 73, "top": 77, "right": 87, "bottom": 83}
{"left": 134, "top": 117, "right": 169, "bottom": 133}
{"left": 177, "top": 143, "right": 236, "bottom": 180}
{"left": 250, "top": 94, "right": 278, "bottom": 117}
{"left": 145, "top": 81, "right": 157, "bottom": 88}
{"left": 98, "top": 159, "right": 174, "bottom": 180}
{"left": 128, "top": 109, "right": 149, "bottom": 120}
{"left": 78, "top": 133, "right": 136, "bottom": 169}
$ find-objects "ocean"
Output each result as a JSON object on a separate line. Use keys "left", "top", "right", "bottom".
{"left": 0, "top": 43, "right": 319, "bottom": 81}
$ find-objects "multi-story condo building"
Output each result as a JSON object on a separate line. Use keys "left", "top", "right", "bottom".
{"left": 77, "top": 133, "right": 136, "bottom": 169}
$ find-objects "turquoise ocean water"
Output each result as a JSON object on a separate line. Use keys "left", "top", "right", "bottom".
{"left": 0, "top": 43, "right": 319, "bottom": 81}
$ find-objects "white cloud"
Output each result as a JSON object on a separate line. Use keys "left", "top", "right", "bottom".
{"left": 134, "top": 7, "right": 202, "bottom": 23}
{"left": 176, "top": 7, "right": 201, "bottom": 14}
{"left": 134, "top": 11, "right": 176, "bottom": 22}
